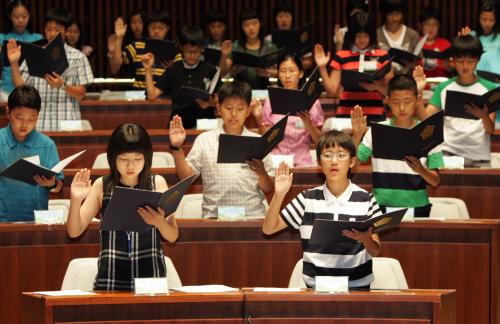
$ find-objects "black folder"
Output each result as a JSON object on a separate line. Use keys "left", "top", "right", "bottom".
{"left": 101, "top": 174, "right": 195, "bottom": 233}
{"left": 175, "top": 67, "right": 221, "bottom": 103}
{"left": 388, "top": 47, "right": 420, "bottom": 65}
{"left": 145, "top": 38, "right": 178, "bottom": 65}
{"left": 271, "top": 22, "right": 313, "bottom": 56}
{"left": 0, "top": 150, "right": 85, "bottom": 185}
{"left": 422, "top": 48, "right": 451, "bottom": 60}
{"left": 22, "top": 33, "right": 68, "bottom": 78}
{"left": 444, "top": 88, "right": 500, "bottom": 120}
{"left": 340, "top": 60, "right": 392, "bottom": 91}
{"left": 232, "top": 47, "right": 286, "bottom": 68}
{"left": 371, "top": 110, "right": 444, "bottom": 160}
{"left": 477, "top": 70, "right": 500, "bottom": 83}
{"left": 203, "top": 47, "right": 221, "bottom": 65}
{"left": 268, "top": 67, "right": 323, "bottom": 115}
{"left": 217, "top": 114, "right": 289, "bottom": 163}
{"left": 309, "top": 208, "right": 407, "bottom": 244}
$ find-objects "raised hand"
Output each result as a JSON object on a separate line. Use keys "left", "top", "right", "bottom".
{"left": 250, "top": 98, "right": 263, "bottom": 122}
{"left": 220, "top": 39, "right": 232, "bottom": 56}
{"left": 458, "top": 26, "right": 471, "bottom": 37}
{"left": 142, "top": 52, "right": 155, "bottom": 69}
{"left": 351, "top": 105, "right": 367, "bottom": 138}
{"left": 114, "top": 17, "right": 127, "bottom": 38}
{"left": 274, "top": 161, "right": 293, "bottom": 197}
{"left": 314, "top": 44, "right": 331, "bottom": 68}
{"left": 71, "top": 168, "right": 92, "bottom": 201}
{"left": 6, "top": 39, "right": 21, "bottom": 65}
{"left": 169, "top": 115, "right": 187, "bottom": 148}
{"left": 334, "top": 24, "right": 344, "bottom": 44}
{"left": 412, "top": 65, "right": 427, "bottom": 93}
{"left": 107, "top": 34, "right": 116, "bottom": 53}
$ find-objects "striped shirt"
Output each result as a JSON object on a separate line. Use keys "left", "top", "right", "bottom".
{"left": 94, "top": 175, "right": 166, "bottom": 291}
{"left": 358, "top": 118, "right": 444, "bottom": 217}
{"left": 20, "top": 44, "right": 94, "bottom": 131}
{"left": 330, "top": 49, "right": 391, "bottom": 121}
{"left": 280, "top": 181, "right": 382, "bottom": 288}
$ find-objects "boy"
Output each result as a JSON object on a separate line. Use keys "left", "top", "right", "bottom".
{"left": 352, "top": 74, "right": 443, "bottom": 218}
{"left": 423, "top": 34, "right": 497, "bottom": 167}
{"left": 263, "top": 131, "right": 382, "bottom": 289}
{"left": 144, "top": 25, "right": 219, "bottom": 129}
{"left": 168, "top": 81, "right": 274, "bottom": 218}
{"left": 0, "top": 85, "right": 63, "bottom": 222}
{"left": 204, "top": 10, "right": 227, "bottom": 49}
{"left": 7, "top": 8, "right": 94, "bottom": 131}
{"left": 110, "top": 10, "right": 174, "bottom": 88}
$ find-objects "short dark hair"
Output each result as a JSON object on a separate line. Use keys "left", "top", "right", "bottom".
{"left": 147, "top": 10, "right": 171, "bottom": 28}
{"left": 419, "top": 6, "right": 441, "bottom": 24}
{"left": 346, "top": 0, "right": 369, "bottom": 17}
{"left": 206, "top": 10, "right": 227, "bottom": 25}
{"left": 476, "top": 0, "right": 499, "bottom": 37}
{"left": 3, "top": 0, "right": 34, "bottom": 33}
{"left": 239, "top": 9, "right": 264, "bottom": 44}
{"left": 179, "top": 25, "right": 204, "bottom": 47}
{"left": 277, "top": 54, "right": 304, "bottom": 87}
{"left": 387, "top": 74, "right": 418, "bottom": 97}
{"left": 106, "top": 123, "right": 153, "bottom": 191}
{"left": 8, "top": 85, "right": 41, "bottom": 112}
{"left": 273, "top": 1, "right": 294, "bottom": 20}
{"left": 451, "top": 34, "right": 484, "bottom": 59}
{"left": 345, "top": 11, "right": 377, "bottom": 49}
{"left": 45, "top": 8, "right": 72, "bottom": 29}
{"left": 381, "top": 0, "right": 406, "bottom": 16}
{"left": 316, "top": 130, "right": 357, "bottom": 161}
{"left": 217, "top": 81, "right": 252, "bottom": 105}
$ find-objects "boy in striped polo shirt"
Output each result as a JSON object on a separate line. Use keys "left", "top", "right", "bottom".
{"left": 263, "top": 131, "right": 382, "bottom": 289}
{"left": 352, "top": 74, "right": 444, "bottom": 218}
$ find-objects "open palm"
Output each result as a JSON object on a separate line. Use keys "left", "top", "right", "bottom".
{"left": 169, "top": 115, "right": 186, "bottom": 148}
{"left": 71, "top": 169, "right": 92, "bottom": 201}
{"left": 274, "top": 162, "right": 293, "bottom": 196}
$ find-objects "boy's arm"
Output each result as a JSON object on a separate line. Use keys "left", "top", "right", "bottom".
{"left": 143, "top": 53, "right": 164, "bottom": 99}
{"left": 350, "top": 105, "right": 368, "bottom": 171}
{"left": 109, "top": 18, "right": 127, "bottom": 75}
{"left": 169, "top": 116, "right": 195, "bottom": 180}
{"left": 247, "top": 159, "right": 274, "bottom": 194}
{"left": 314, "top": 44, "right": 340, "bottom": 97}
{"left": 6, "top": 39, "right": 25, "bottom": 87}
{"left": 262, "top": 162, "right": 292, "bottom": 235}
{"left": 404, "top": 156, "right": 441, "bottom": 187}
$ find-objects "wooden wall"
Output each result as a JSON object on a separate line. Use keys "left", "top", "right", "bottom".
{"left": 0, "top": 0, "right": 484, "bottom": 77}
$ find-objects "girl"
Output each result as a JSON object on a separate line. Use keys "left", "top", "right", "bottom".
{"left": 204, "top": 10, "right": 228, "bottom": 49}
{"left": 0, "top": 0, "right": 42, "bottom": 98}
{"left": 66, "top": 19, "right": 94, "bottom": 57}
{"left": 67, "top": 123, "right": 178, "bottom": 290}
{"left": 473, "top": 0, "right": 500, "bottom": 69}
{"left": 315, "top": 11, "right": 393, "bottom": 122}
{"left": 254, "top": 54, "right": 324, "bottom": 166}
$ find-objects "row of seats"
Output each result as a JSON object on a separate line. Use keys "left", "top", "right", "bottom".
{"left": 60, "top": 256, "right": 408, "bottom": 291}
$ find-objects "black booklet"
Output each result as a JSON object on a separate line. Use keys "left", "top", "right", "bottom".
{"left": 271, "top": 22, "right": 313, "bottom": 56}
{"left": 101, "top": 174, "right": 195, "bottom": 233}
{"left": 268, "top": 67, "right": 323, "bottom": 115}
{"left": 309, "top": 208, "right": 407, "bottom": 244}
{"left": 22, "top": 33, "right": 68, "bottom": 77}
{"left": 444, "top": 88, "right": 500, "bottom": 120}
{"left": 422, "top": 48, "right": 451, "bottom": 60}
{"left": 145, "top": 38, "right": 178, "bottom": 65}
{"left": 217, "top": 114, "right": 289, "bottom": 163}
{"left": 175, "top": 67, "right": 221, "bottom": 103}
{"left": 203, "top": 47, "right": 221, "bottom": 65}
{"left": 340, "top": 60, "right": 392, "bottom": 91}
{"left": 0, "top": 150, "right": 85, "bottom": 185}
{"left": 477, "top": 70, "right": 500, "bottom": 84}
{"left": 388, "top": 35, "right": 428, "bottom": 66}
{"left": 371, "top": 110, "right": 444, "bottom": 160}
{"left": 232, "top": 47, "right": 286, "bottom": 68}
{"left": 2, "top": 38, "right": 47, "bottom": 67}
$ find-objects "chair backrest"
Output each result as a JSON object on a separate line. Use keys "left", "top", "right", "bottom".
{"left": 288, "top": 257, "right": 408, "bottom": 289}
{"left": 429, "top": 197, "right": 470, "bottom": 219}
{"left": 61, "top": 256, "right": 182, "bottom": 291}
{"left": 175, "top": 193, "right": 203, "bottom": 218}
{"left": 81, "top": 120, "right": 93, "bottom": 130}
{"left": 92, "top": 152, "right": 175, "bottom": 169}
{"left": 48, "top": 199, "right": 70, "bottom": 221}
{"left": 490, "top": 152, "right": 500, "bottom": 168}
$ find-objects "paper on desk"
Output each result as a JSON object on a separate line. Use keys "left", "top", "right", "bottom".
{"left": 35, "top": 289, "right": 96, "bottom": 296}
{"left": 171, "top": 285, "right": 238, "bottom": 293}
{"left": 253, "top": 287, "right": 302, "bottom": 292}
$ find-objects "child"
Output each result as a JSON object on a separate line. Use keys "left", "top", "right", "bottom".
{"left": 0, "top": 85, "right": 63, "bottom": 222}
{"left": 424, "top": 34, "right": 497, "bottom": 167}
{"left": 254, "top": 54, "right": 324, "bottom": 166}
{"left": 0, "top": 0, "right": 43, "bottom": 98}
{"left": 168, "top": 81, "right": 274, "bottom": 218}
{"left": 334, "top": 0, "right": 369, "bottom": 52}
{"left": 109, "top": 10, "right": 173, "bottom": 88}
{"left": 144, "top": 25, "right": 219, "bottom": 129}
{"left": 204, "top": 10, "right": 228, "bottom": 49}
{"left": 315, "top": 11, "right": 393, "bottom": 122}
{"left": 6, "top": 7, "right": 94, "bottom": 131}
{"left": 419, "top": 6, "right": 452, "bottom": 78}
{"left": 472, "top": 1, "right": 500, "bottom": 53}
{"left": 352, "top": 74, "right": 443, "bottom": 218}
{"left": 224, "top": 9, "right": 278, "bottom": 90}
{"left": 67, "top": 123, "right": 178, "bottom": 290}
{"left": 262, "top": 131, "right": 382, "bottom": 289}
{"left": 66, "top": 19, "right": 94, "bottom": 57}
{"left": 376, "top": 0, "right": 420, "bottom": 74}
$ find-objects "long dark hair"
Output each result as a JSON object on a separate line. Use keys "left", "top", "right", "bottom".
{"left": 476, "top": 0, "right": 500, "bottom": 38}
{"left": 123, "top": 9, "right": 146, "bottom": 46}
{"left": 106, "top": 123, "right": 153, "bottom": 192}
{"left": 238, "top": 9, "right": 265, "bottom": 48}
{"left": 345, "top": 11, "right": 377, "bottom": 50}
{"left": 67, "top": 19, "right": 83, "bottom": 50}
{"left": 3, "top": 0, "right": 35, "bottom": 33}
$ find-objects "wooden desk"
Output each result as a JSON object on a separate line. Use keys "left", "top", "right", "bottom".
{"left": 21, "top": 289, "right": 456, "bottom": 324}
{"left": 244, "top": 289, "right": 456, "bottom": 324}
{"left": 22, "top": 291, "right": 244, "bottom": 324}
{"left": 0, "top": 220, "right": 497, "bottom": 324}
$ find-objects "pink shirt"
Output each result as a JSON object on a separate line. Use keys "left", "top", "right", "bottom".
{"left": 263, "top": 98, "right": 324, "bottom": 166}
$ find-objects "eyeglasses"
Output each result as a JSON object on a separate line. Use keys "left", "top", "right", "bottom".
{"left": 321, "top": 152, "right": 350, "bottom": 161}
